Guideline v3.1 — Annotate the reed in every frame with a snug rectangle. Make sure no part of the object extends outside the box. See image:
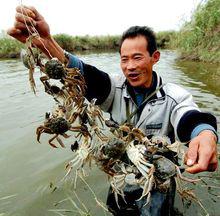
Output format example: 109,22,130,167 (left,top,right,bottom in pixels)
0,37,24,58
175,0,220,63
54,34,120,52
